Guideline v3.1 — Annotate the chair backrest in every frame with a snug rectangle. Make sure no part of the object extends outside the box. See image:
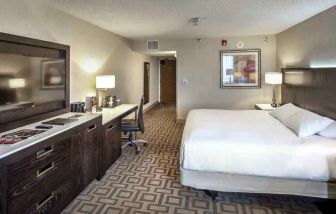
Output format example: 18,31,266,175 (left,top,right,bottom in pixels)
137,97,145,133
